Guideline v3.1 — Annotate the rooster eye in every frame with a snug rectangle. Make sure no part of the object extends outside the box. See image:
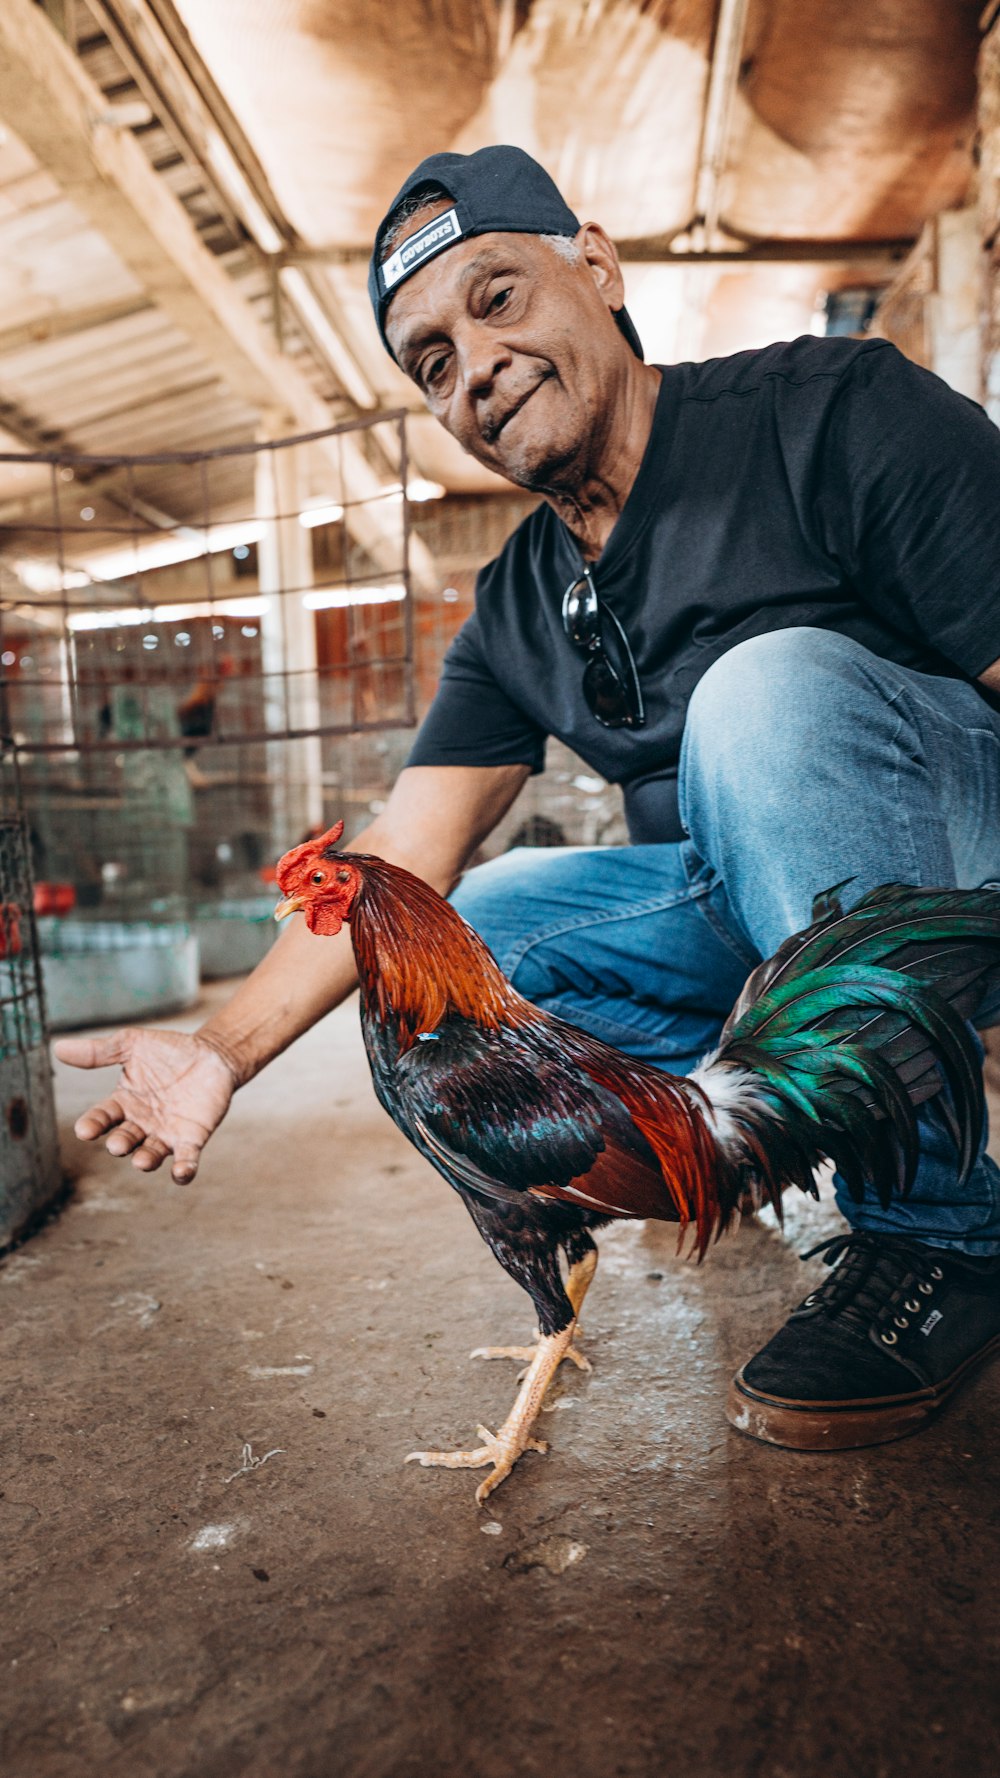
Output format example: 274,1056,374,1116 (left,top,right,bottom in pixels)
336,868,350,883
311,871,325,885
